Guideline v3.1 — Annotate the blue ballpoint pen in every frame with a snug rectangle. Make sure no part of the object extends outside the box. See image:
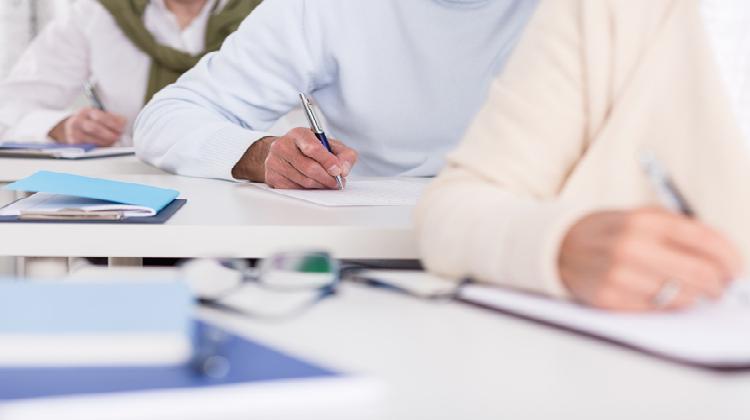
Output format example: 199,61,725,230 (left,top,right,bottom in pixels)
299,93,345,190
